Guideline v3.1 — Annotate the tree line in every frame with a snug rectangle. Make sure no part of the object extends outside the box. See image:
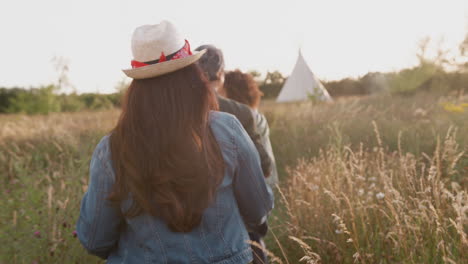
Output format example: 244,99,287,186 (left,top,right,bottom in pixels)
0,86,120,114
1,34,467,114
1,65,466,115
